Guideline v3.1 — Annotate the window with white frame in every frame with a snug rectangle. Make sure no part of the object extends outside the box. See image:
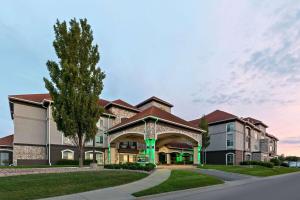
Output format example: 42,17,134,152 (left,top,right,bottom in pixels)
246,128,251,149
95,135,103,144
226,122,235,132
226,153,235,165
62,149,74,160
85,151,103,164
226,123,235,148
